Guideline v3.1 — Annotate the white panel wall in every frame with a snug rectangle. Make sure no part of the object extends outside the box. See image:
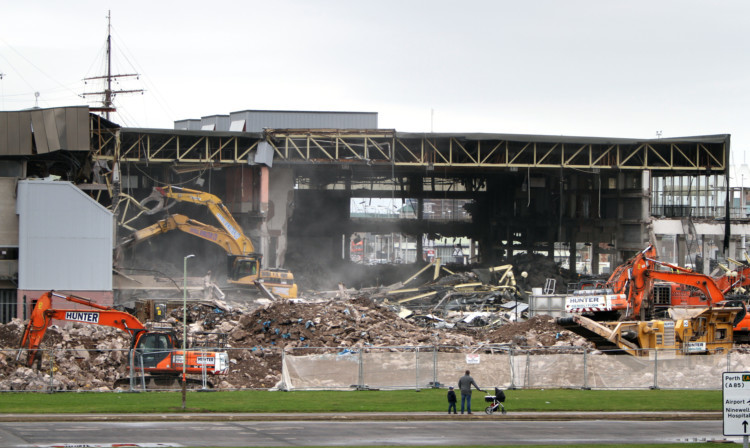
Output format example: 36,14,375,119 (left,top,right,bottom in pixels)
17,180,112,291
